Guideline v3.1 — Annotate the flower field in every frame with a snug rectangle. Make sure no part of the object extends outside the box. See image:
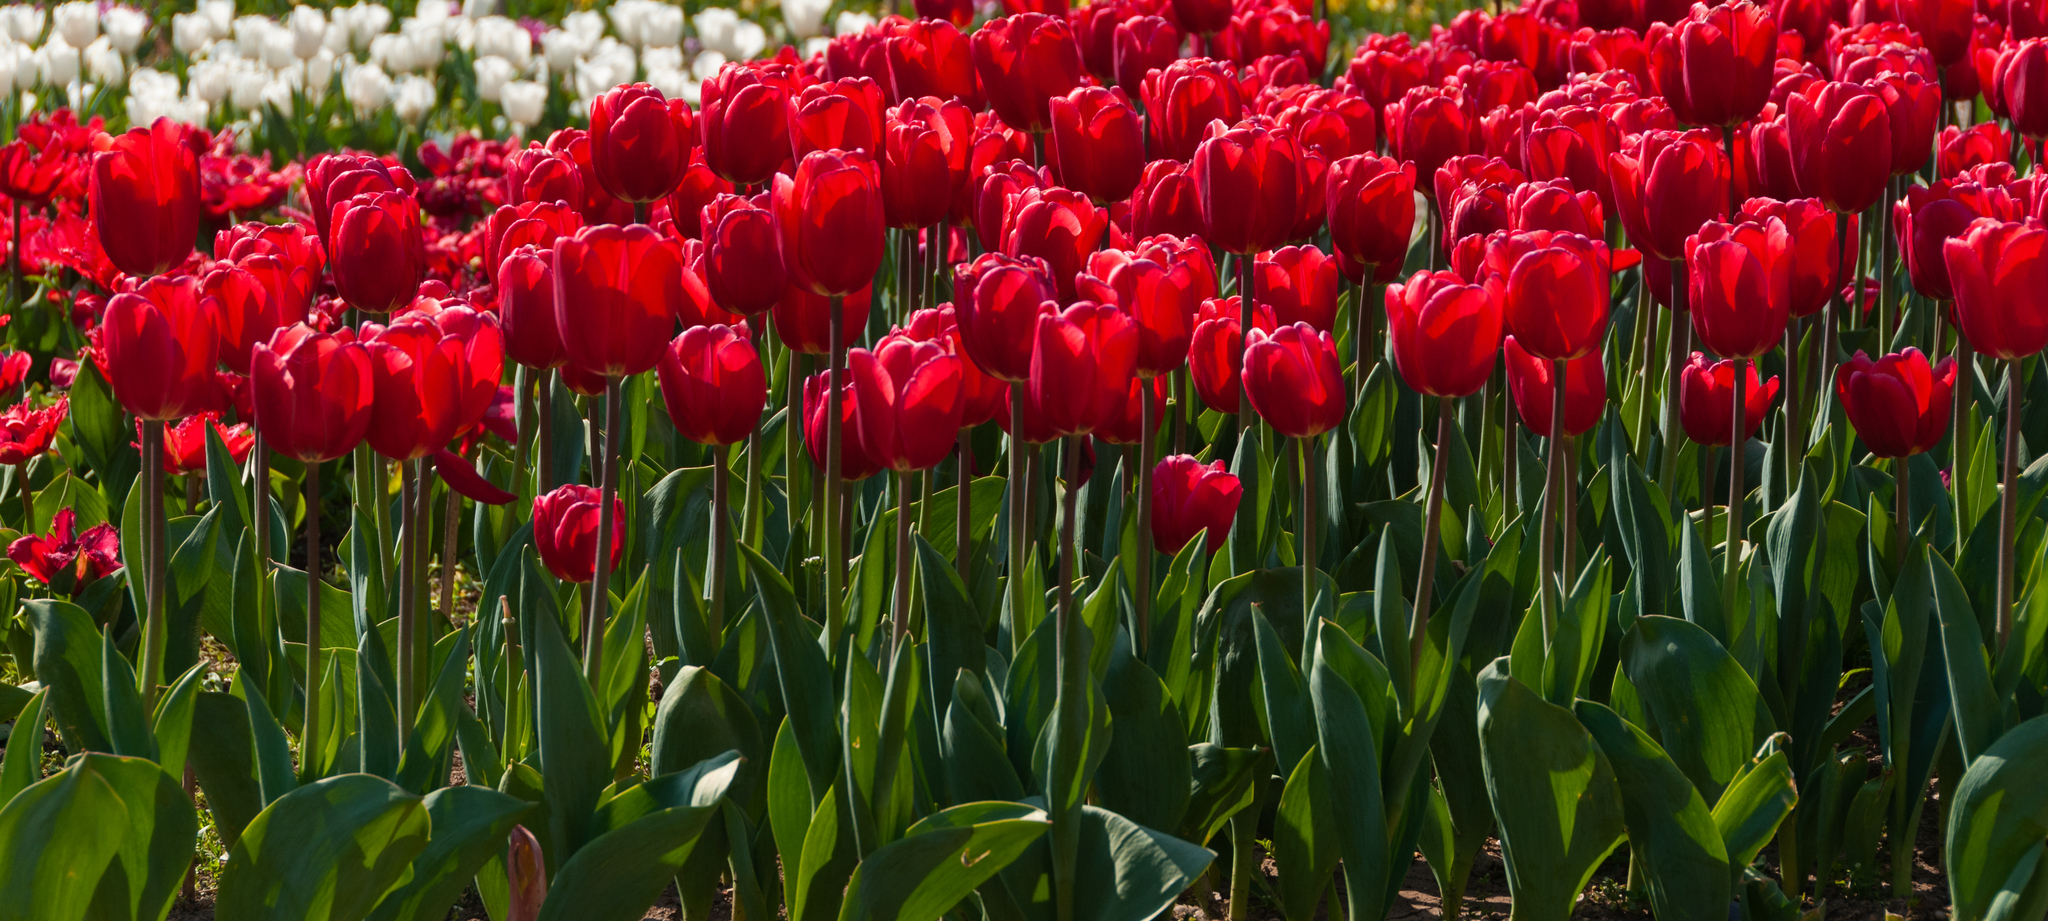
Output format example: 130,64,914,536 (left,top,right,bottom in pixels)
0,0,2044,920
